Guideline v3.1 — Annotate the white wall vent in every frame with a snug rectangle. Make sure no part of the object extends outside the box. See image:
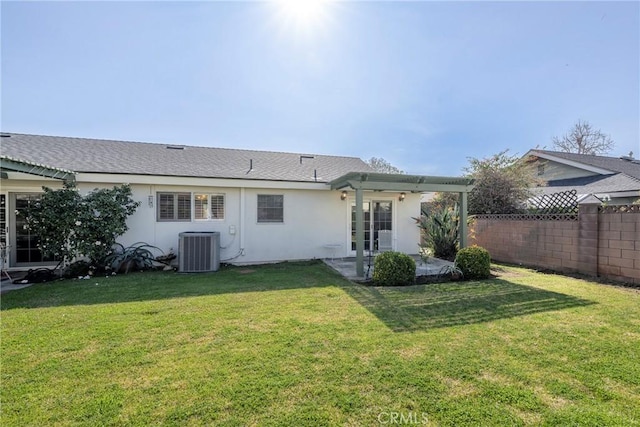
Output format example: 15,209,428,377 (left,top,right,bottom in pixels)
179,232,220,272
